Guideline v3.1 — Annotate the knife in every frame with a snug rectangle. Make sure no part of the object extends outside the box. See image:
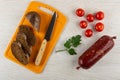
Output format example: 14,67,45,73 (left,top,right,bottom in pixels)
35,12,56,66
